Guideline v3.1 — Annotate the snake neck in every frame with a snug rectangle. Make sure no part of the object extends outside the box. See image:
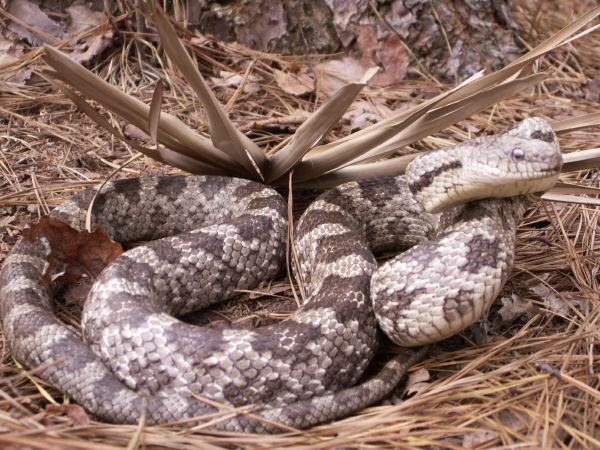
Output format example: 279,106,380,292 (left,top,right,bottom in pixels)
452,195,534,236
